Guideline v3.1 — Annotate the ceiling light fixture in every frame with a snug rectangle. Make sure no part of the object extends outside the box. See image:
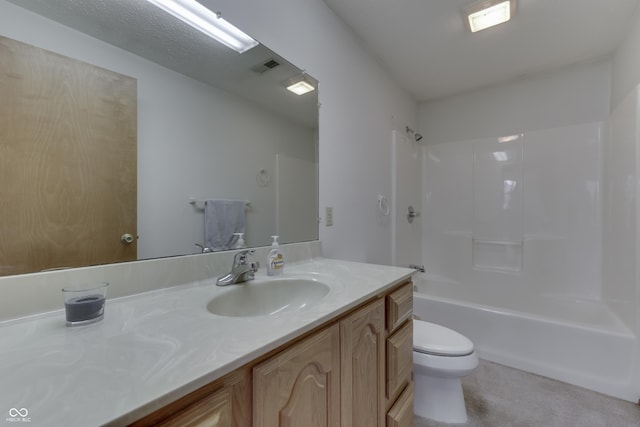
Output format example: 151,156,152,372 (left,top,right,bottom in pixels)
285,75,317,96
463,0,516,33
145,0,258,53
